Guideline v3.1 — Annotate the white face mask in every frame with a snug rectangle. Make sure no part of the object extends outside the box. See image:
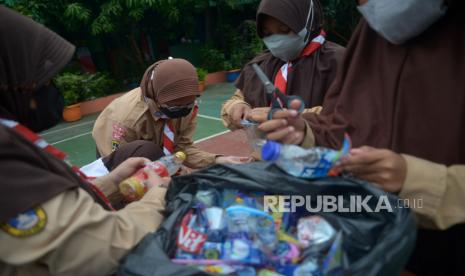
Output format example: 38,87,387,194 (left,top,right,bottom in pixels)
263,0,314,62
357,0,447,45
